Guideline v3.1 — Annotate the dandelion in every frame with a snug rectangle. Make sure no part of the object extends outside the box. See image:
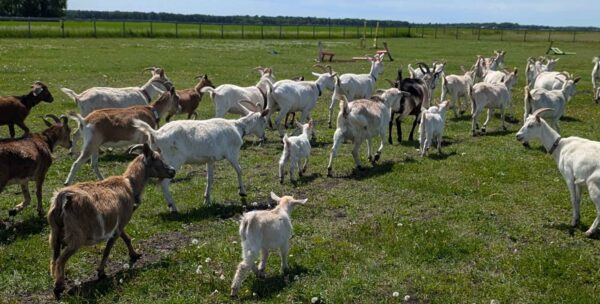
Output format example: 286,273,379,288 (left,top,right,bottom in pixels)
205,257,212,263
191,238,199,245
74,279,81,287
123,263,130,270
392,291,399,297
397,222,403,227
404,295,411,301
219,273,226,280
119,278,123,284
232,240,237,244
490,300,499,304
196,265,202,274
294,275,299,281
311,297,319,303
